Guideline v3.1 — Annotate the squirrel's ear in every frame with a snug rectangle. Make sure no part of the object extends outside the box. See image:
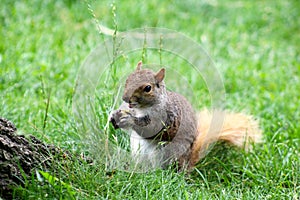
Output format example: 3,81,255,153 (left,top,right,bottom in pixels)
155,68,165,83
136,61,142,71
